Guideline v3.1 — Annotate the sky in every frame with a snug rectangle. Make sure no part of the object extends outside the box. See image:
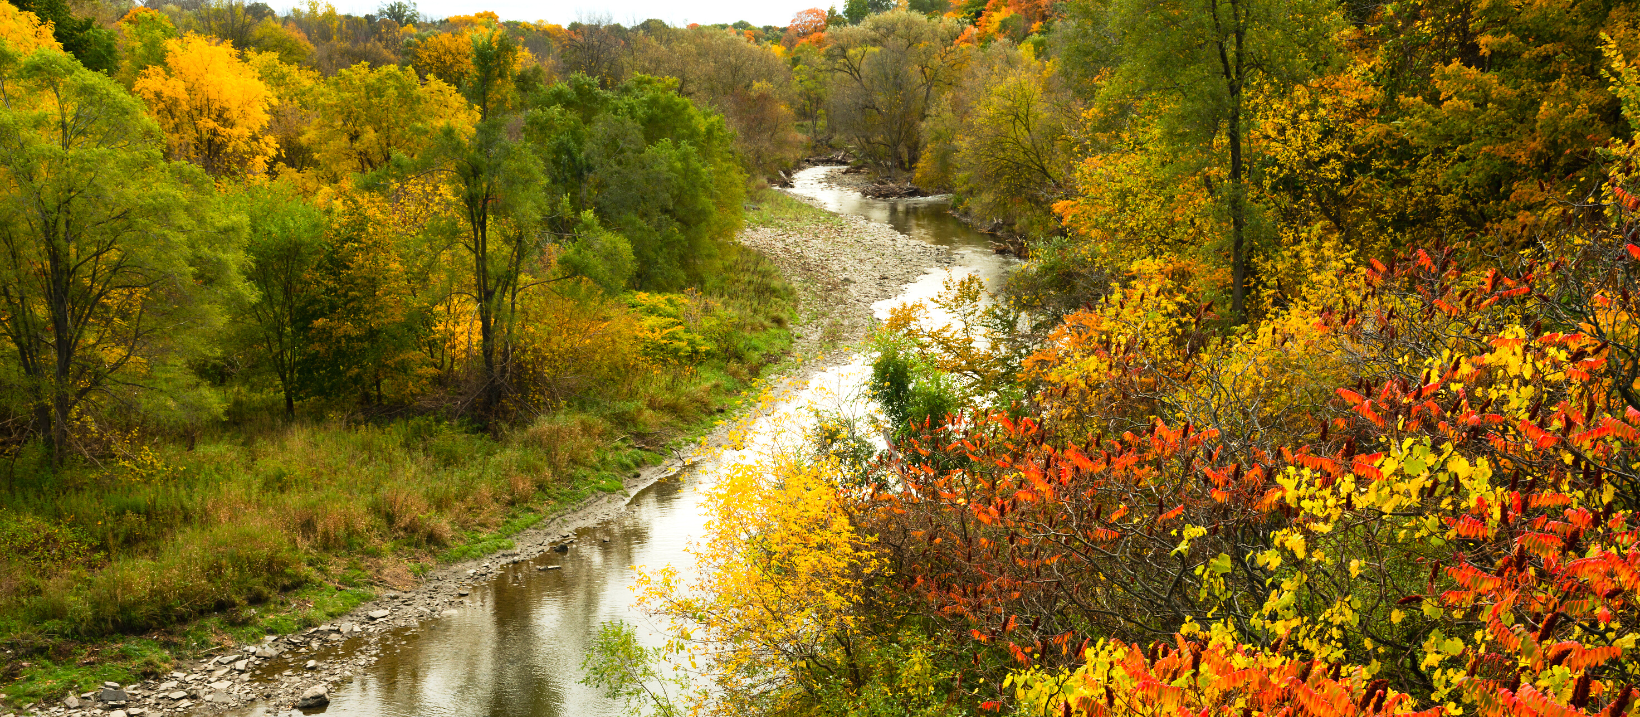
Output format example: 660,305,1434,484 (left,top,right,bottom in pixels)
296,0,823,29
